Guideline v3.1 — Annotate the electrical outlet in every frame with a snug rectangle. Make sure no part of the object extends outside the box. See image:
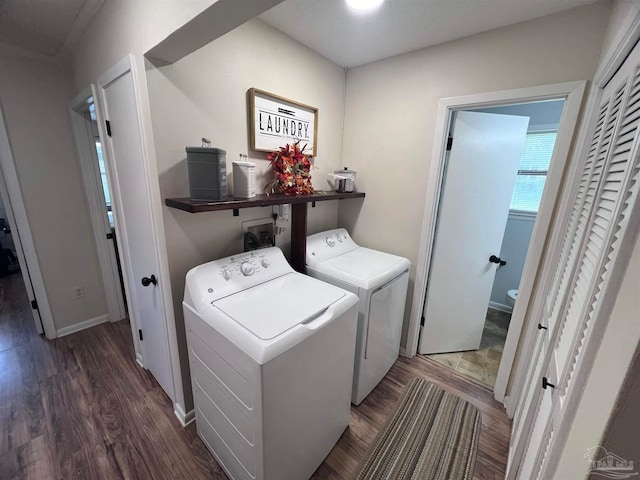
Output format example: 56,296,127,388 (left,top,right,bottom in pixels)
72,286,85,300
